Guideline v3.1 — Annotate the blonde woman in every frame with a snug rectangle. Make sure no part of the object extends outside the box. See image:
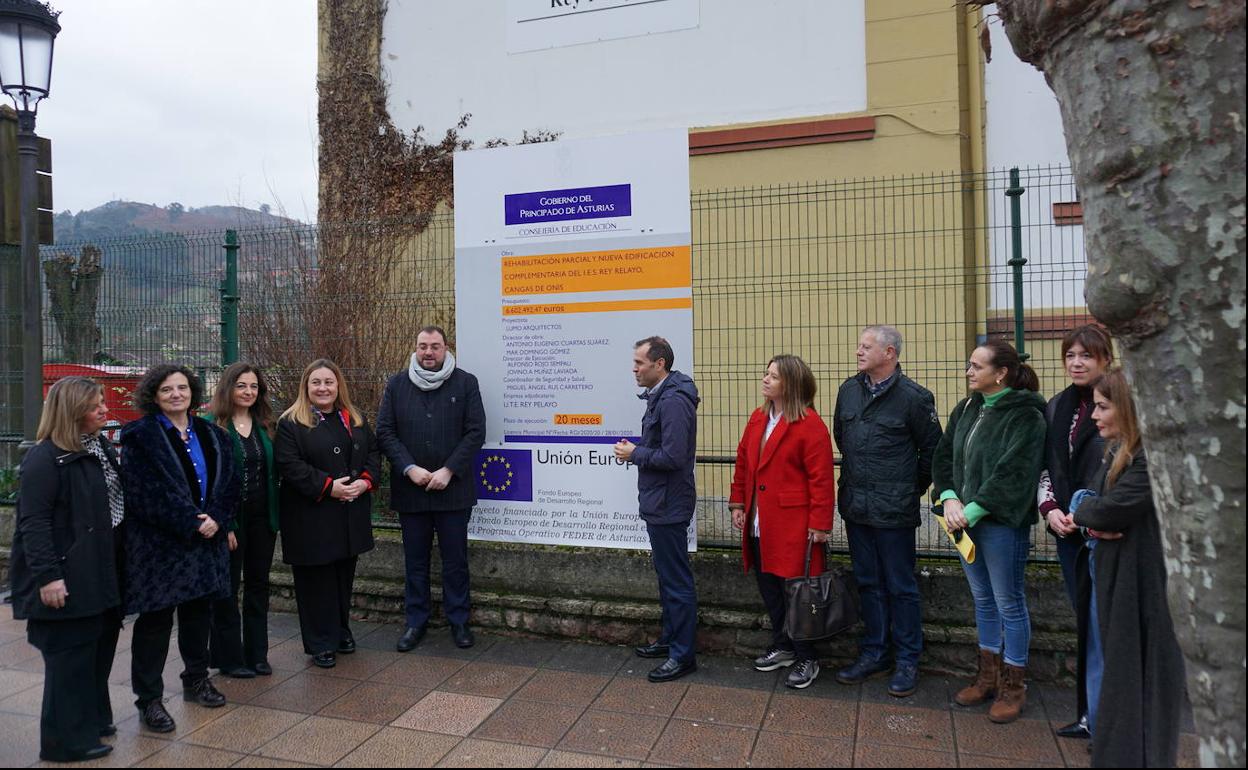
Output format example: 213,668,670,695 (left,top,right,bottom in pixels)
729,354,836,689
275,359,379,668
10,377,123,762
